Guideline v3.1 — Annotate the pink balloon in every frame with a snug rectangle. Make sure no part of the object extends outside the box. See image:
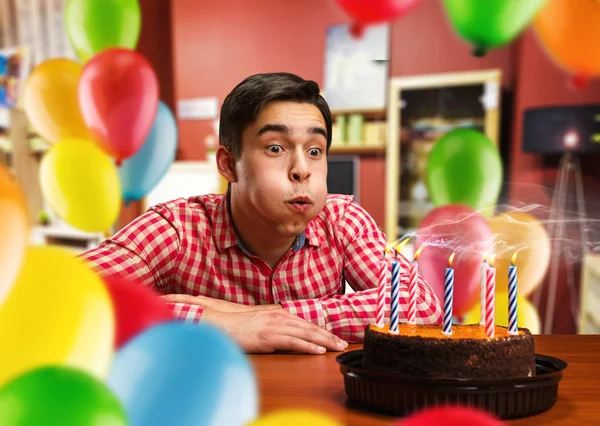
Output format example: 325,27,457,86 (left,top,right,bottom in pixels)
415,205,493,317
398,406,504,426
